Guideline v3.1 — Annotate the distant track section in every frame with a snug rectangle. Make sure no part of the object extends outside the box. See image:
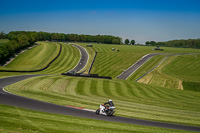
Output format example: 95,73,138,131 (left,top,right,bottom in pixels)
135,53,200,82
0,43,62,73
67,44,89,73
117,53,159,80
